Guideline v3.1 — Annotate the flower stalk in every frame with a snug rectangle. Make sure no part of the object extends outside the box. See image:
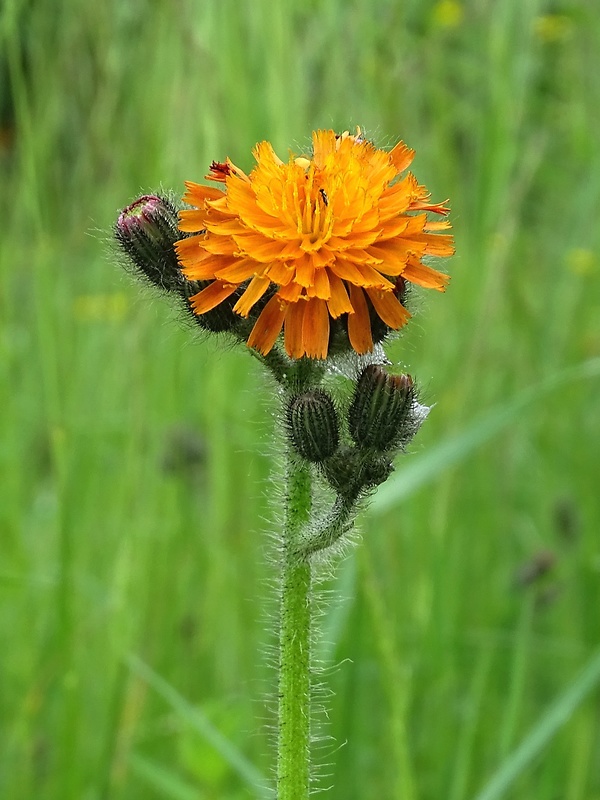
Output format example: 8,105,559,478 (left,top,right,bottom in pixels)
277,455,312,800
